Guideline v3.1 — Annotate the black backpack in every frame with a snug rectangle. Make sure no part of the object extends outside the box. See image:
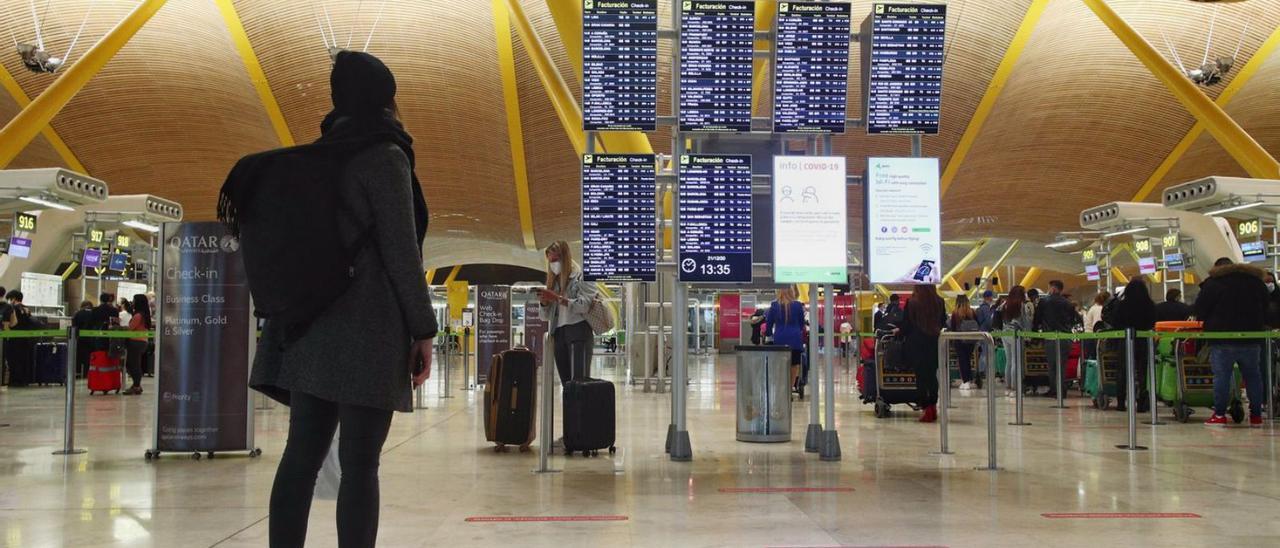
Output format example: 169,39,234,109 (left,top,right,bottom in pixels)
220,148,370,344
